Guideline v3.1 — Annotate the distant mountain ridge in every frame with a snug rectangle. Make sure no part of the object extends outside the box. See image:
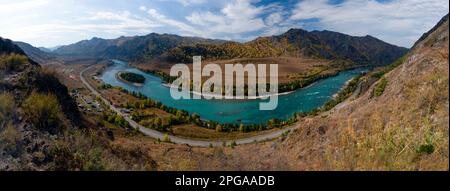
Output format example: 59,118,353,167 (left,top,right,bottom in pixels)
38,47,52,53
167,28,408,66
1,37,77,117
51,28,408,67
310,30,408,65
271,13,449,171
14,41,55,64
1,36,83,170
53,33,226,61
0,37,26,55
